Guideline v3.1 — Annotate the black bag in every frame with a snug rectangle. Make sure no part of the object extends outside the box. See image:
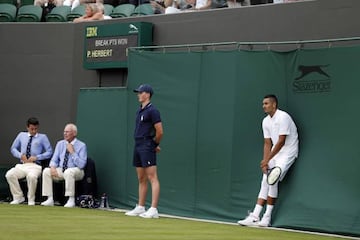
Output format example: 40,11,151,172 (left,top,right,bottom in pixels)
76,195,99,208
77,158,98,196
